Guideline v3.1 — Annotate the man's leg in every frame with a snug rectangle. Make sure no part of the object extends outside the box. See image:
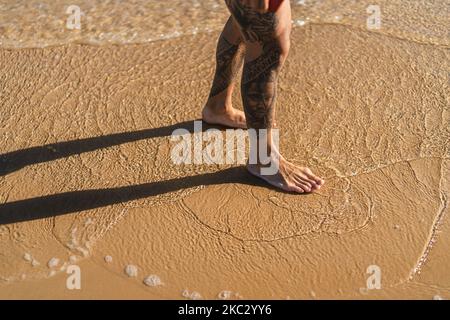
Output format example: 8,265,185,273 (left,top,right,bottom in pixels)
227,0,324,193
202,16,247,128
